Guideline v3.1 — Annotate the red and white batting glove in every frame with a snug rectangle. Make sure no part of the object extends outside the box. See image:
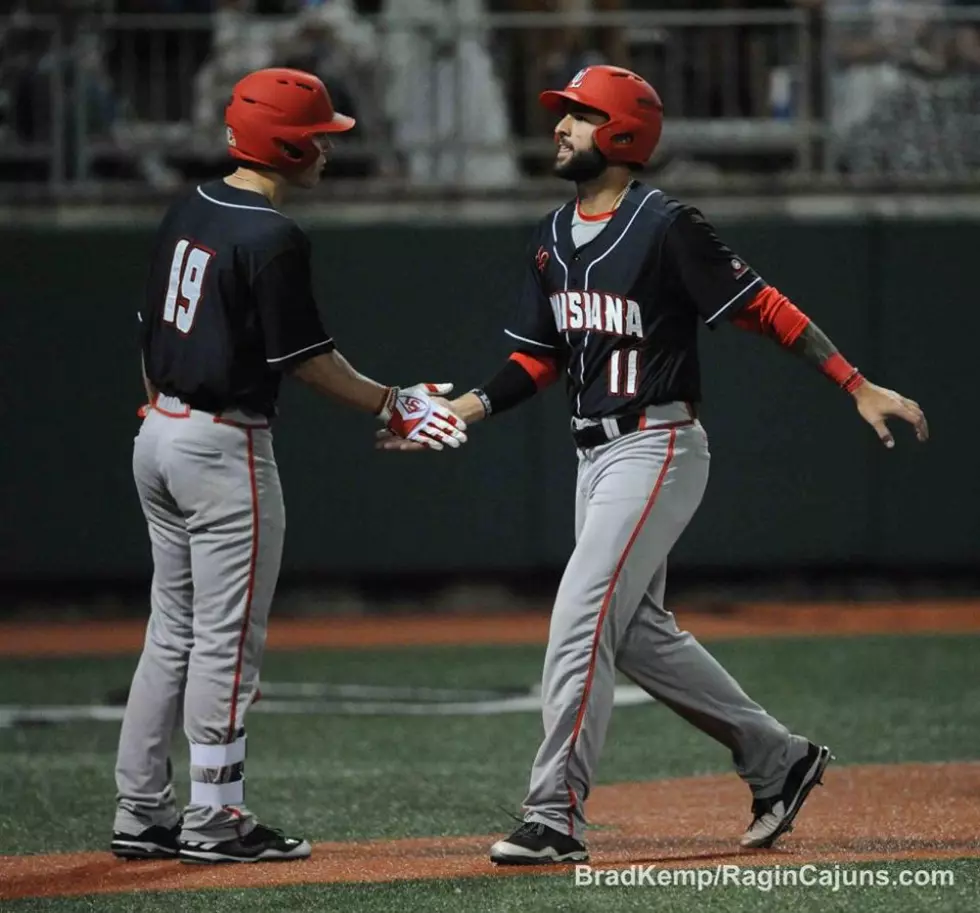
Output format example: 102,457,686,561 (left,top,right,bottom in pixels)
376,382,467,451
